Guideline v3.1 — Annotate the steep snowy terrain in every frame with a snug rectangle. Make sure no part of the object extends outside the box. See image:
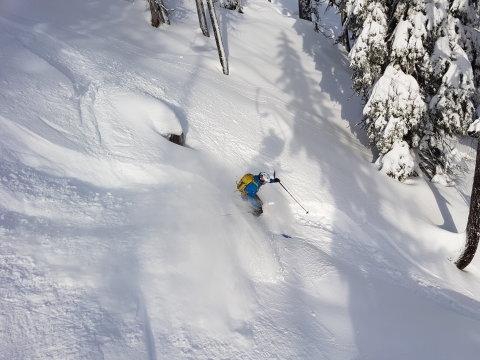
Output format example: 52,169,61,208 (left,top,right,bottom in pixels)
1,0,479,359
